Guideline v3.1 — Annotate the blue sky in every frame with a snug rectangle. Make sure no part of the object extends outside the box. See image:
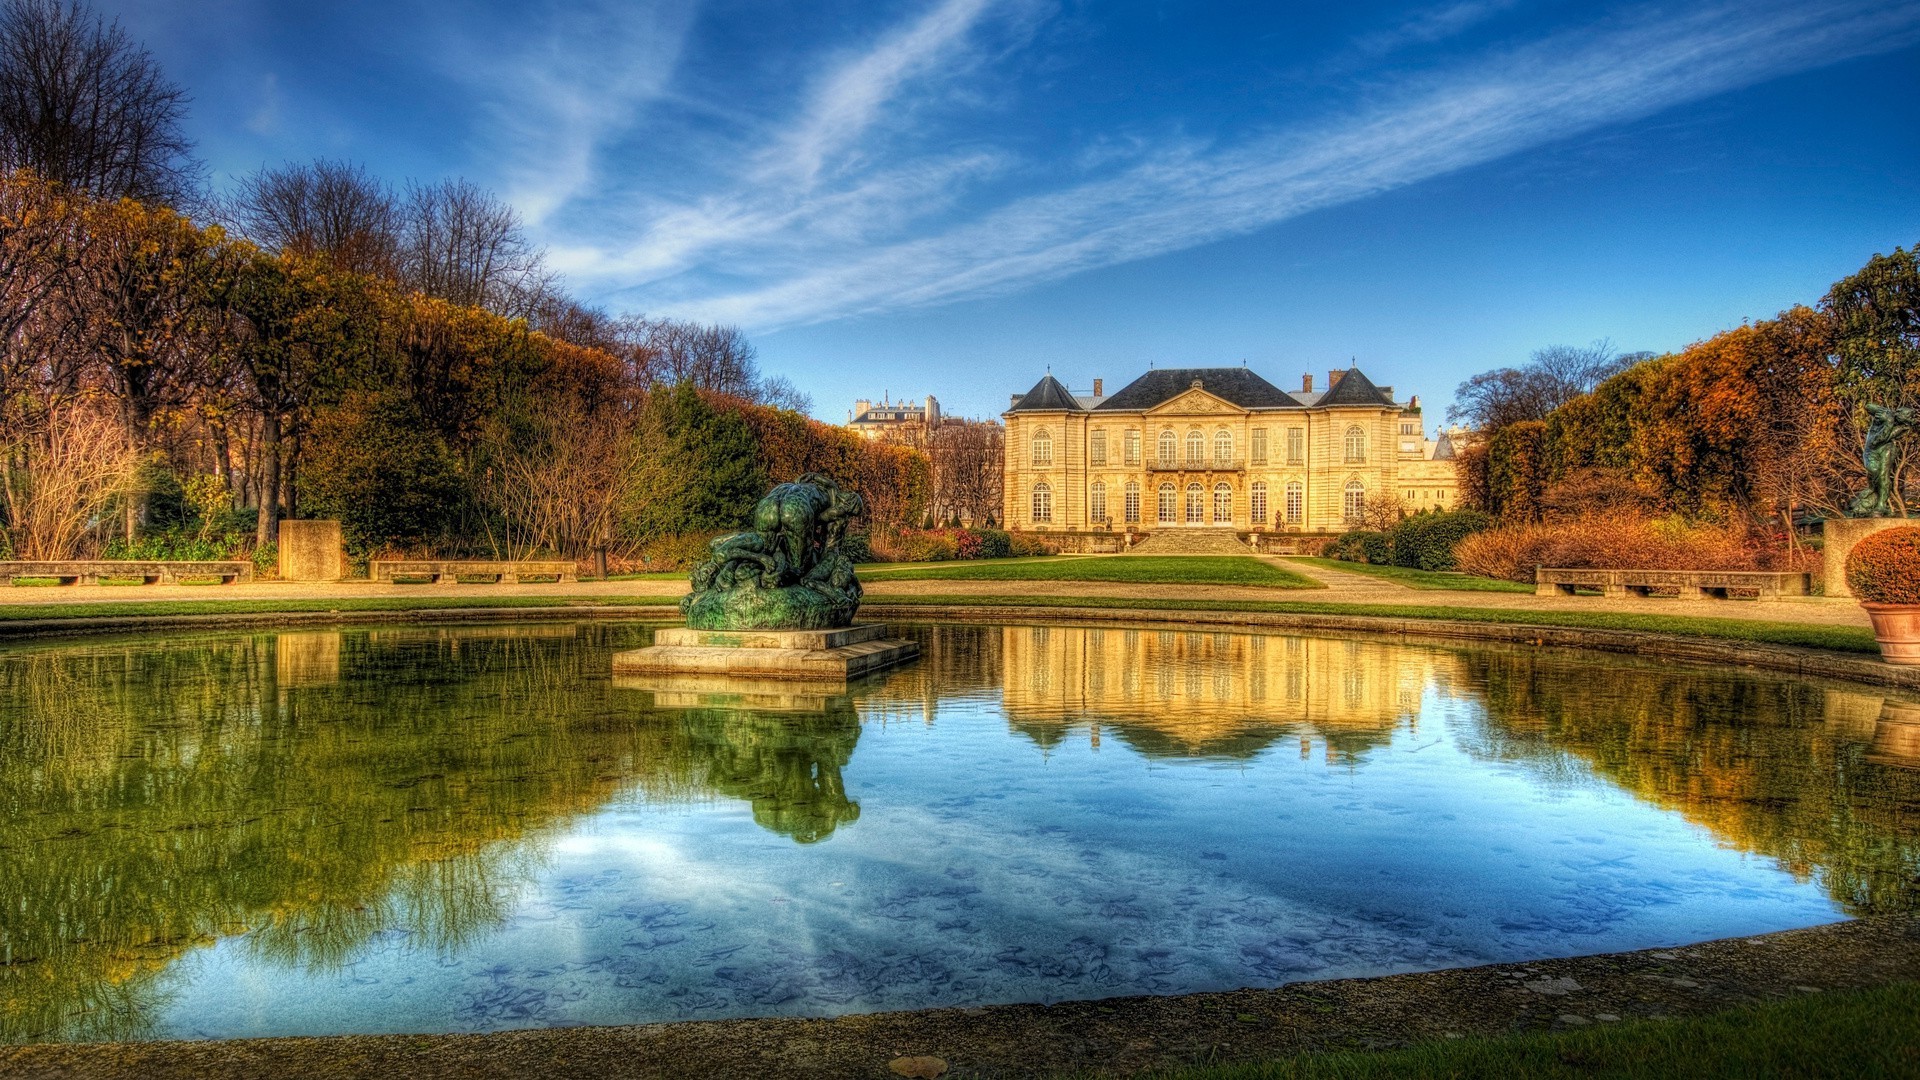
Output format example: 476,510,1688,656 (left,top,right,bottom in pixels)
104,0,1920,422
